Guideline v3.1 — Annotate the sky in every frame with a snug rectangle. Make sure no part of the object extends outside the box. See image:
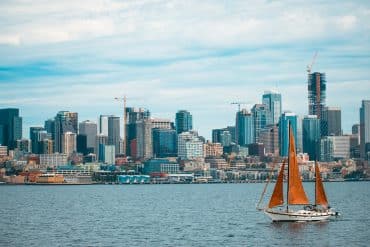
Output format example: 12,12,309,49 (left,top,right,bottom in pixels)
0,0,369,140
